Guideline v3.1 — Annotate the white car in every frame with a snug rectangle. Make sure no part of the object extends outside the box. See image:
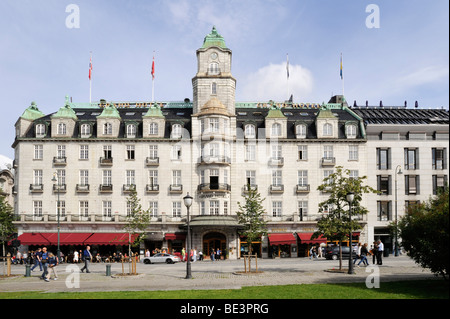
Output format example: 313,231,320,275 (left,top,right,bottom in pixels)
143,253,180,264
